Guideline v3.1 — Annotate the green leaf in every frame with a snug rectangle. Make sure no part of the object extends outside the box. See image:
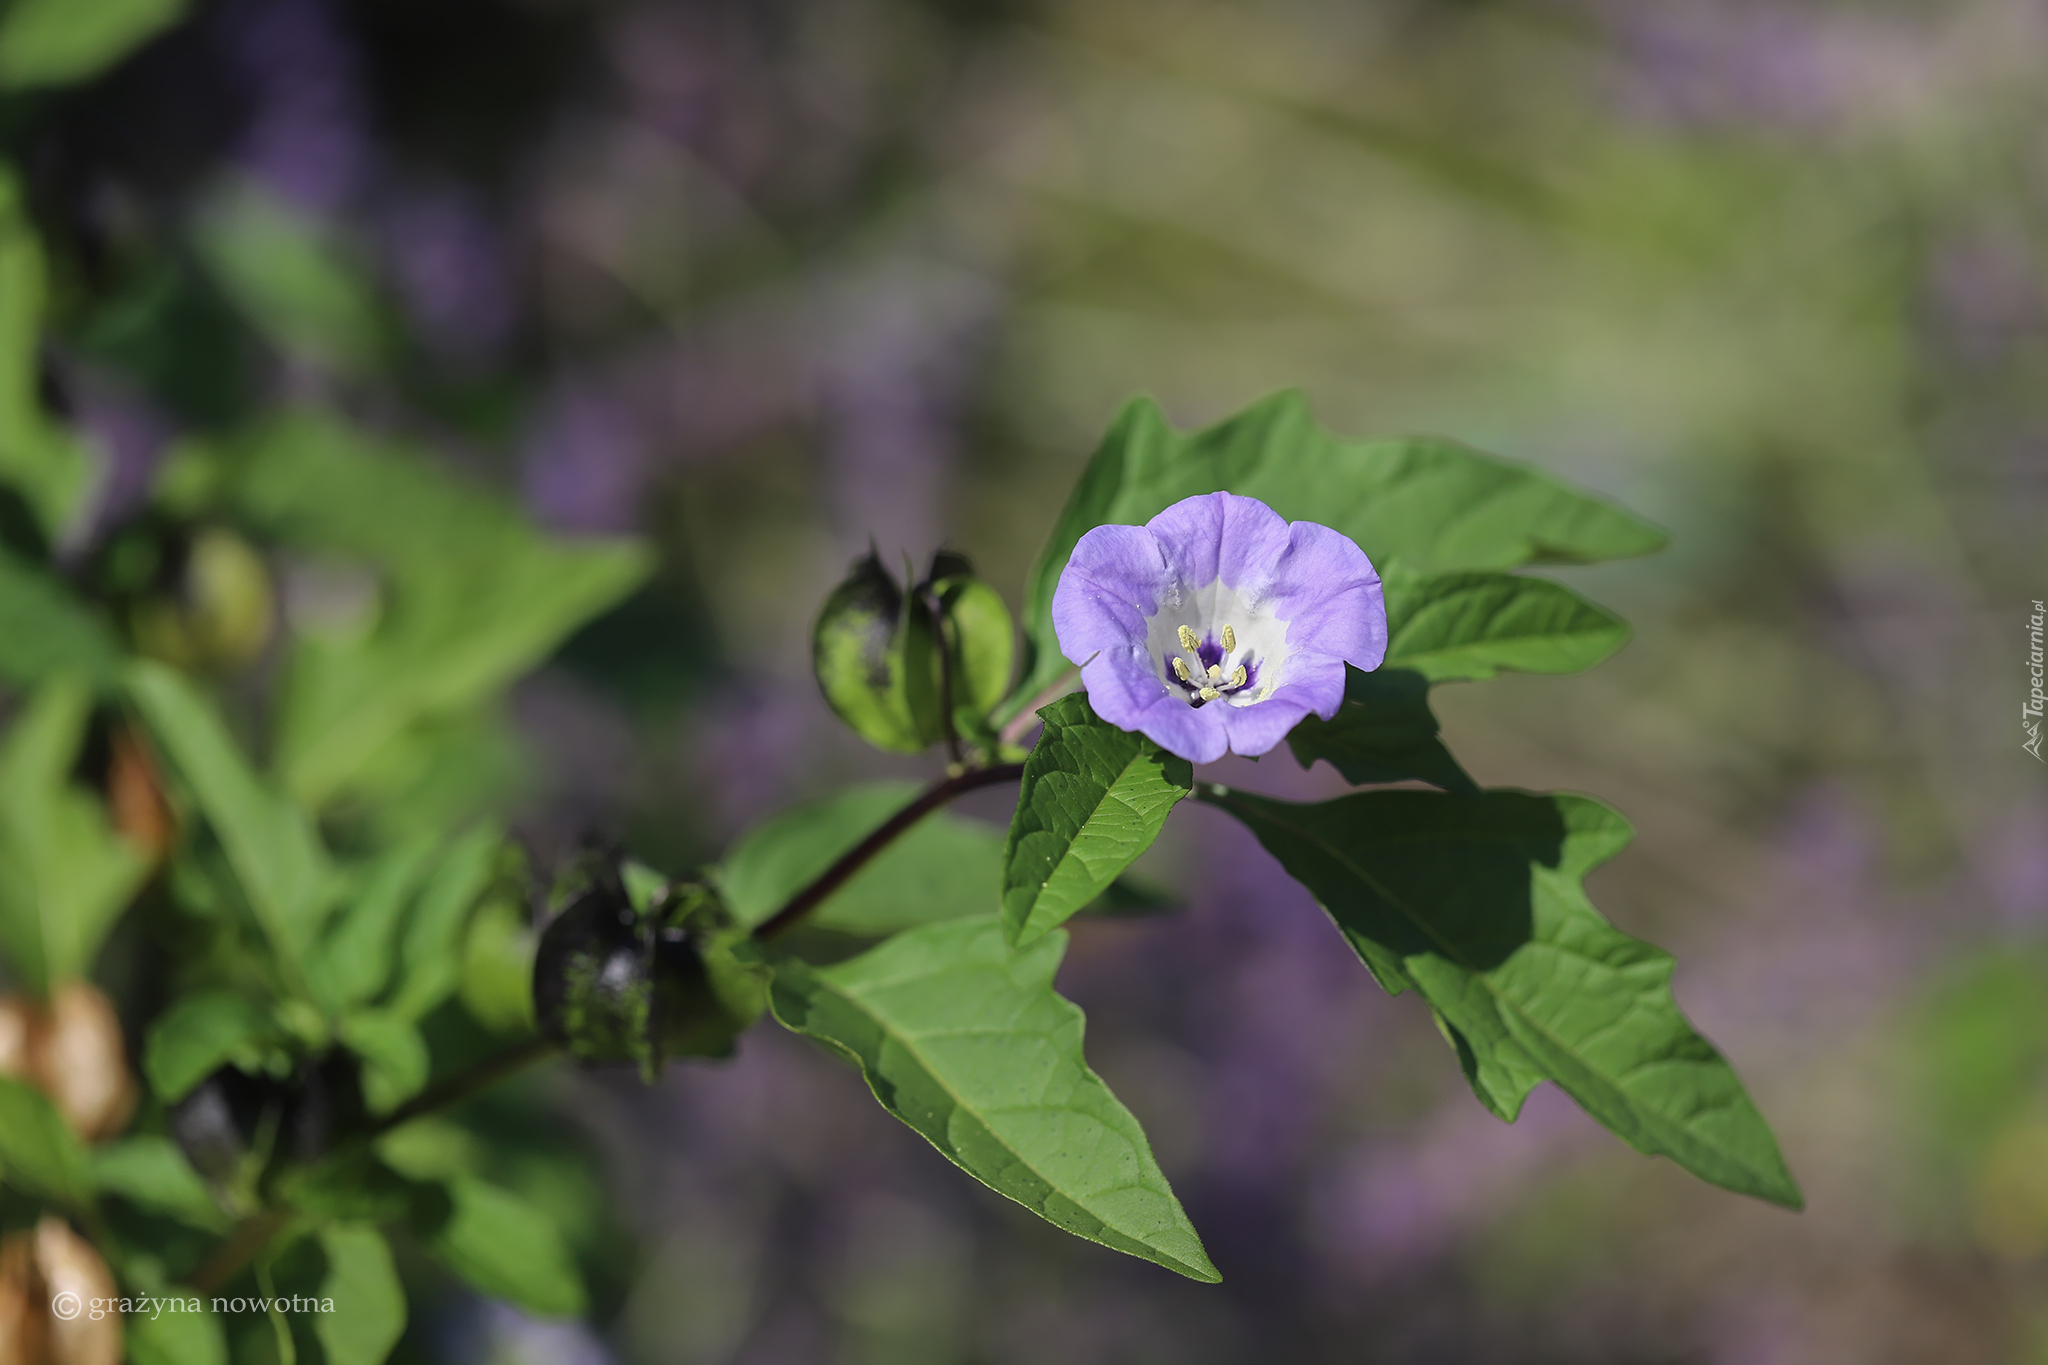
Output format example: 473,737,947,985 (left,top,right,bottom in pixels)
0,682,150,992
127,1301,227,1365
91,1136,226,1230
127,662,335,961
292,1151,429,1225
1210,786,1802,1208
1286,667,1477,793
811,550,944,754
305,832,443,1013
340,1011,430,1115
1002,694,1192,947
388,824,503,1020
0,0,186,89
1009,391,1663,712
143,990,277,1102
0,549,123,686
769,917,1219,1281
191,182,383,372
416,1177,588,1318
459,893,538,1034
165,414,651,806
717,782,1004,935
0,1073,90,1205
1383,571,1630,682
0,169,94,543
315,1225,407,1365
